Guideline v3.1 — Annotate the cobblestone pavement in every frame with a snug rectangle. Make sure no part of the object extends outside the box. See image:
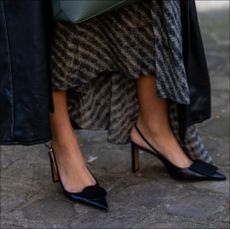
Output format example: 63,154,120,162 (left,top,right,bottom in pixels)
1,5,229,229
